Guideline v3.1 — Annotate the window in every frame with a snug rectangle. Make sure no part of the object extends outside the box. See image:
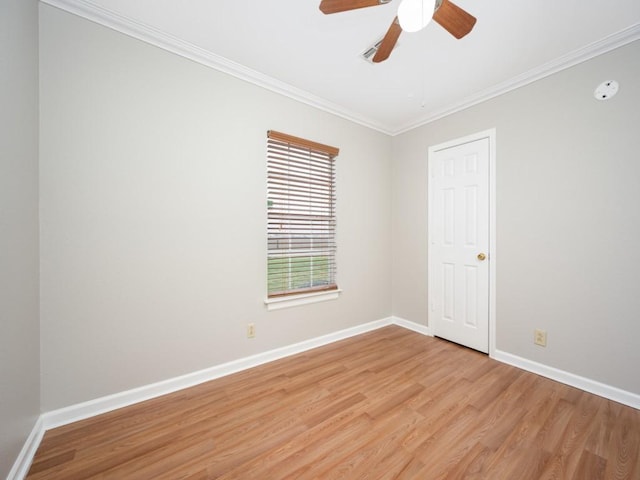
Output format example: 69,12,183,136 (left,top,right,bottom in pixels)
267,130,339,299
